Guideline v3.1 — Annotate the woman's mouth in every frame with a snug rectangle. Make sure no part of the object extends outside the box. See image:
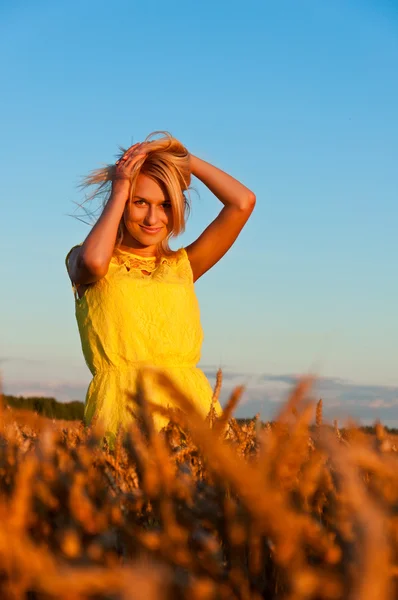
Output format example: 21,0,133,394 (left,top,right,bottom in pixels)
139,225,163,235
